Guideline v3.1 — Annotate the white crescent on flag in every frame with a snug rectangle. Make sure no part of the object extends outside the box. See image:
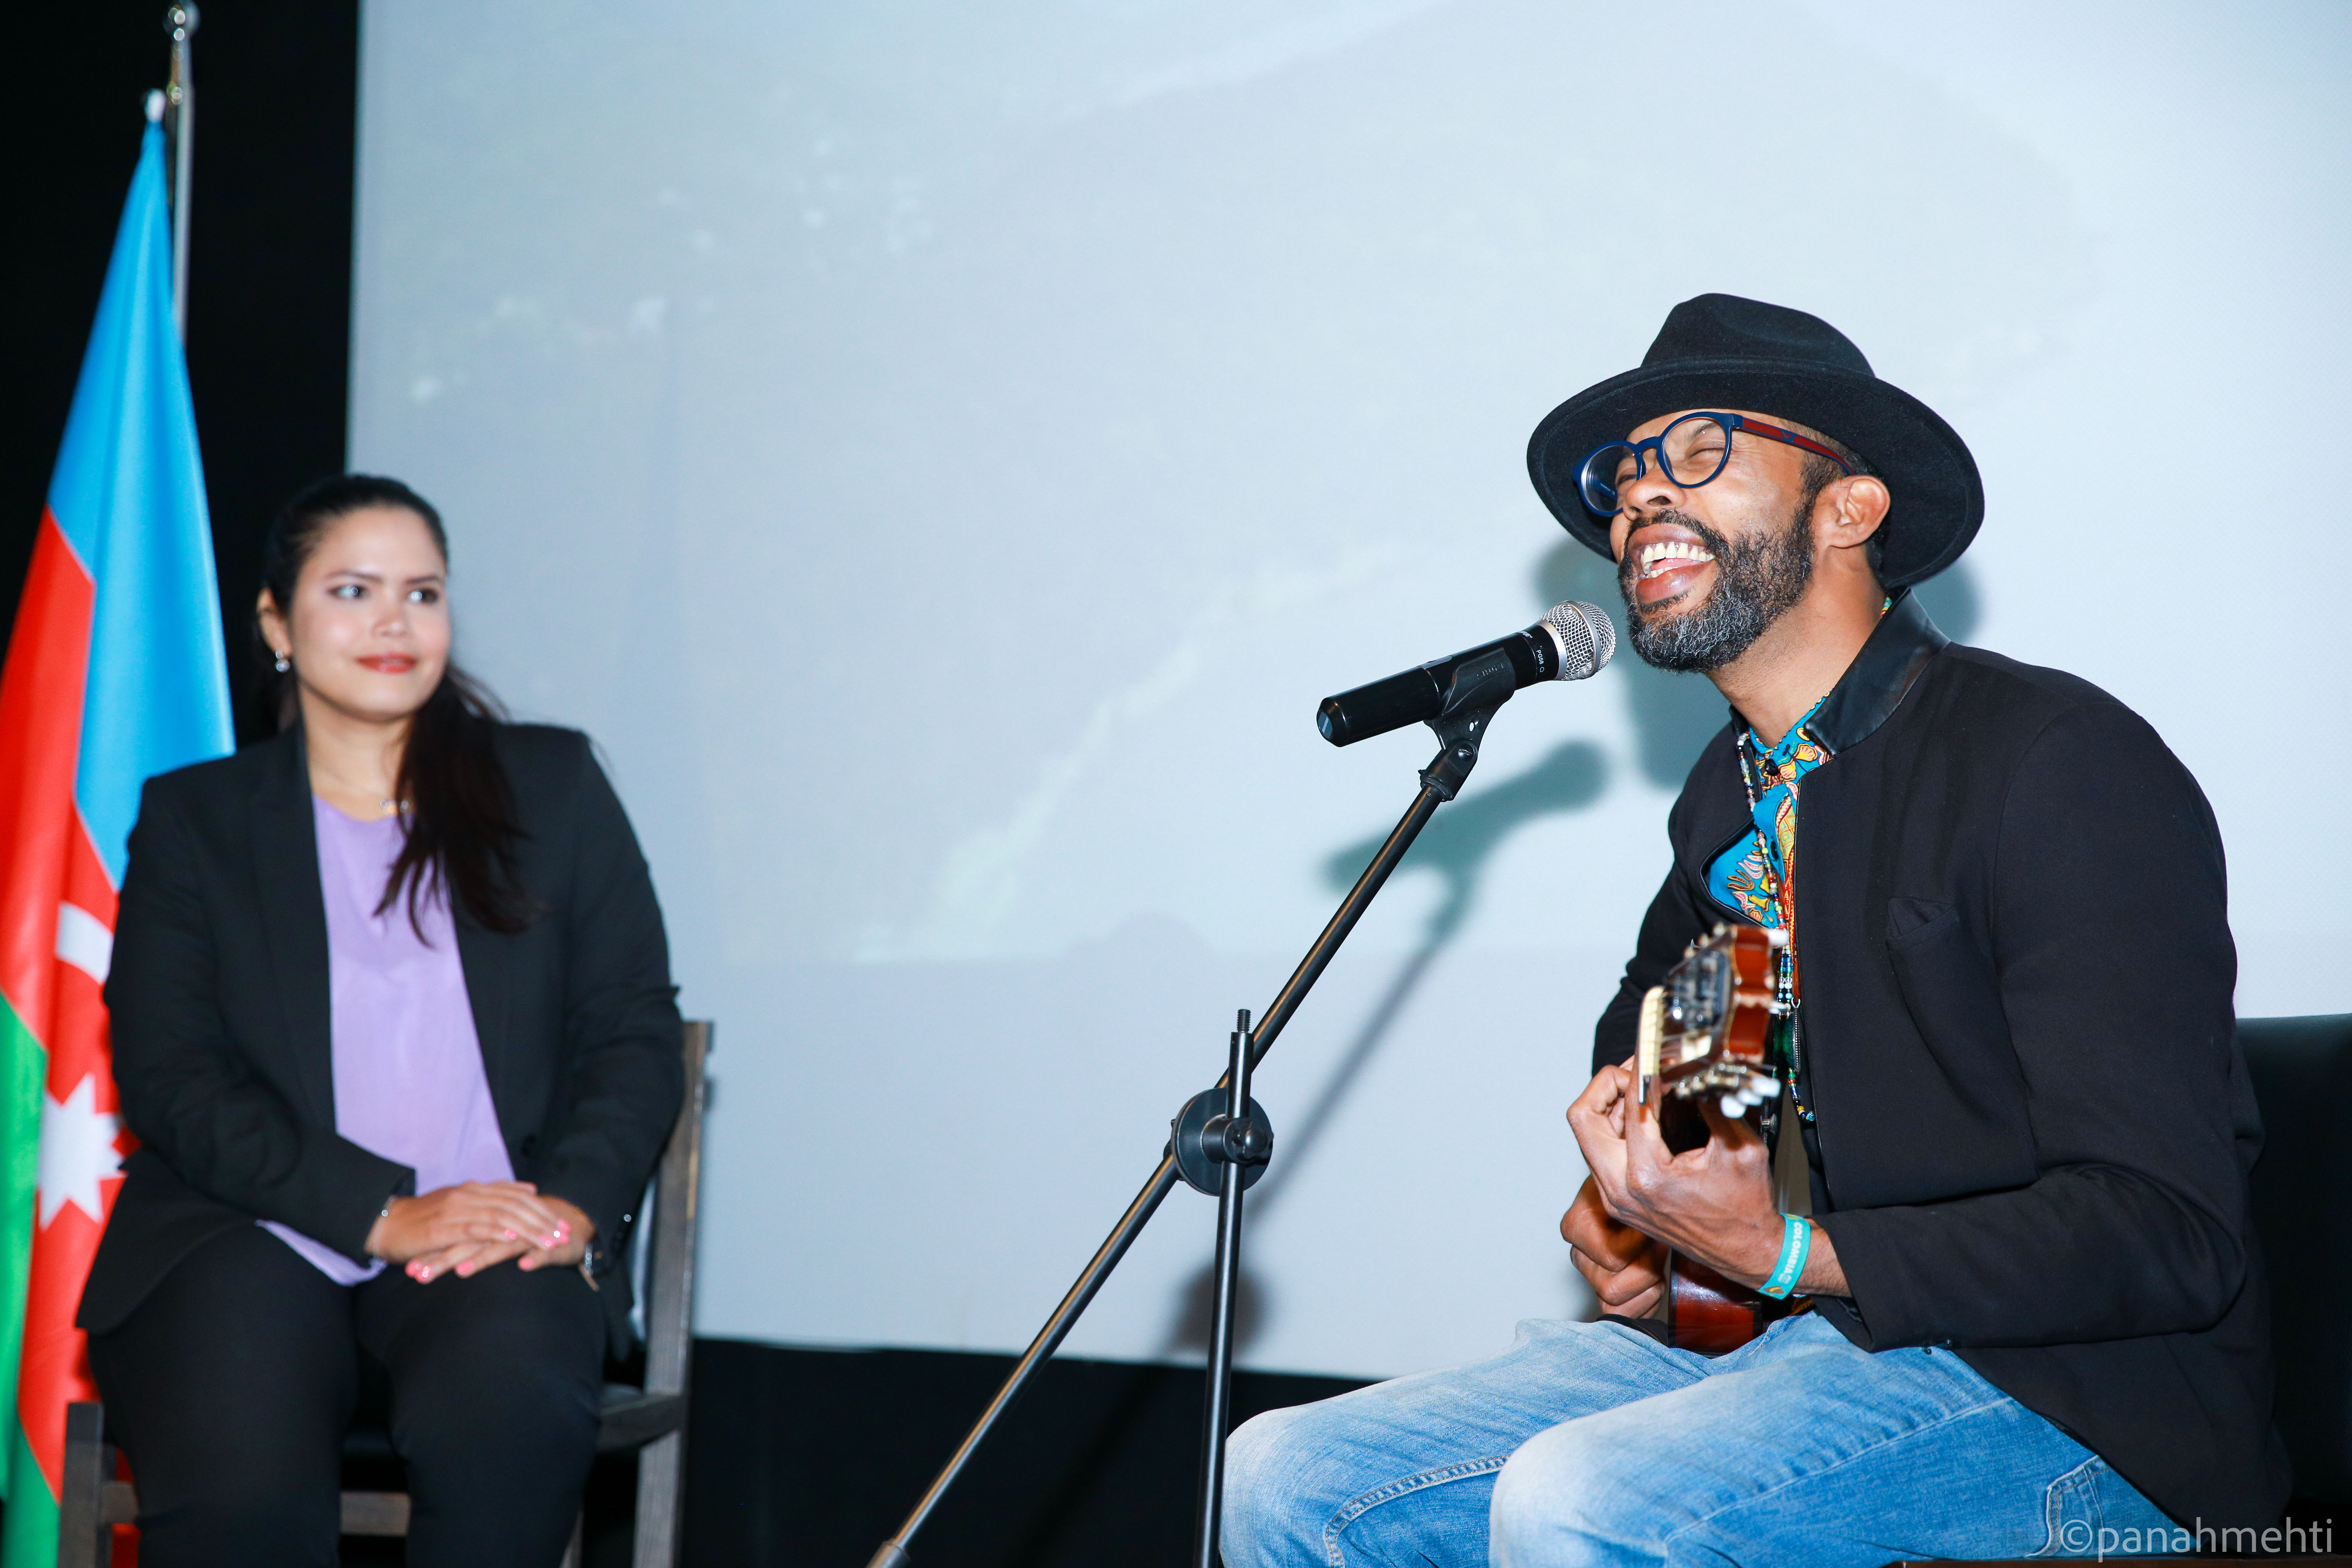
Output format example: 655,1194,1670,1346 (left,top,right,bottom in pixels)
55,899,112,985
